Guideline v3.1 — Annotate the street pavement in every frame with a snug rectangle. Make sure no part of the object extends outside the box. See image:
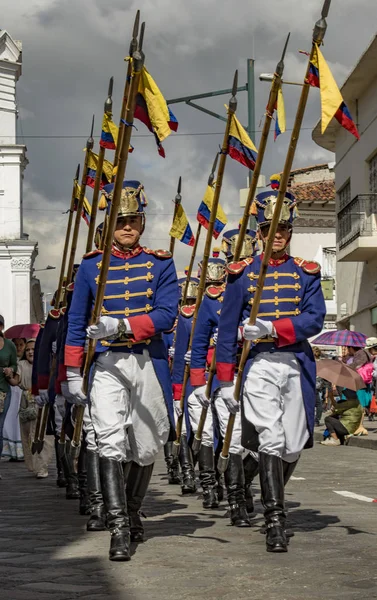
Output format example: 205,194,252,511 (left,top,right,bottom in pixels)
1,441,377,600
